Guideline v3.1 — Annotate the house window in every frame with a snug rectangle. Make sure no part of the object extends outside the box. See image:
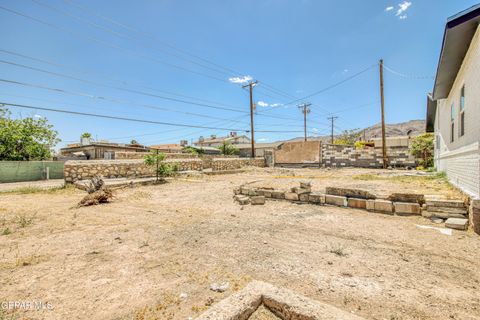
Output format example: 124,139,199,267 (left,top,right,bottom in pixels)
450,102,455,143
460,86,465,137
